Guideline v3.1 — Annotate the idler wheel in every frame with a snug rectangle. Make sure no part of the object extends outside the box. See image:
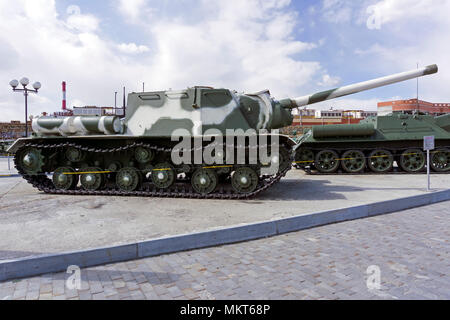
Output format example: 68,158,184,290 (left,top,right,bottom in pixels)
231,167,259,194
341,150,366,173
294,148,314,169
53,167,79,190
19,148,44,175
80,167,106,191
400,149,425,173
431,148,450,172
315,150,340,173
191,168,218,195
134,147,155,164
151,163,175,189
116,167,142,191
368,149,394,173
